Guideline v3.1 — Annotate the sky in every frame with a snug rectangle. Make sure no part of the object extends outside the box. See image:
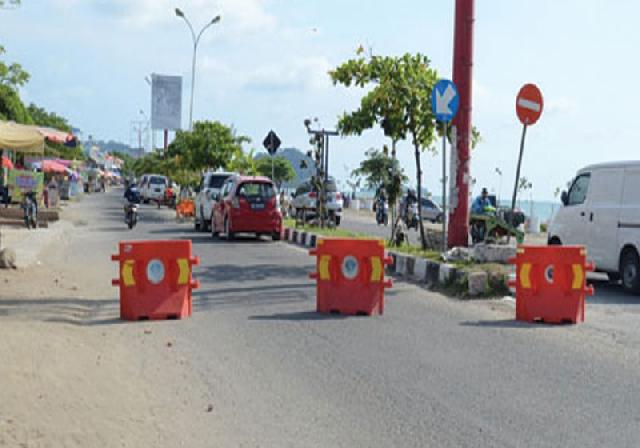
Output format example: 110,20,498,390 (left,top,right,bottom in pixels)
1,0,639,201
